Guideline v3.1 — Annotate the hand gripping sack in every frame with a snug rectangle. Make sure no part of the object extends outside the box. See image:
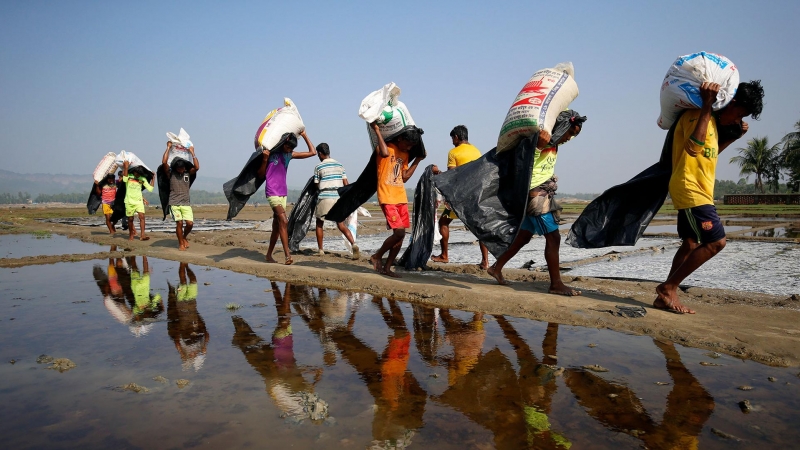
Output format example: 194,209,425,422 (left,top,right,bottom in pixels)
254,98,305,151
497,63,579,153
93,152,119,183
359,83,416,149
657,51,739,130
